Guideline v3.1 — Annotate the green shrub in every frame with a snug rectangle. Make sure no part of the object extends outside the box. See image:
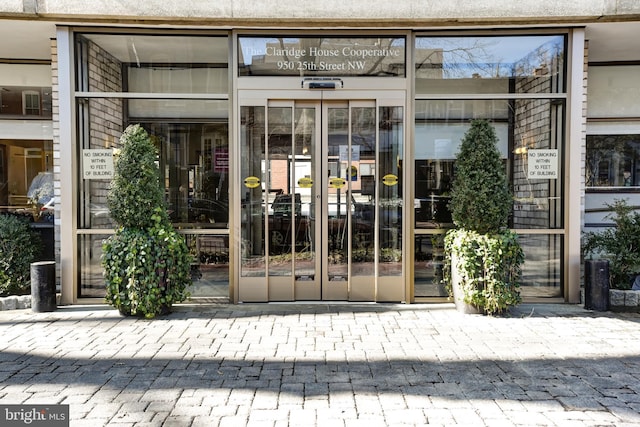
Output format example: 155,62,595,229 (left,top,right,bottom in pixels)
449,119,511,234
107,124,167,229
102,124,191,318
103,208,191,317
583,199,640,290
0,214,41,296
444,229,523,315
444,119,523,315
